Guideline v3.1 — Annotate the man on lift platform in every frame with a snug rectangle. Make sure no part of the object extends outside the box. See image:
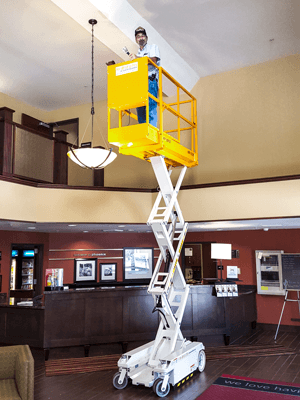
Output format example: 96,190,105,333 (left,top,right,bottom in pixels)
128,27,160,127
110,30,202,397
